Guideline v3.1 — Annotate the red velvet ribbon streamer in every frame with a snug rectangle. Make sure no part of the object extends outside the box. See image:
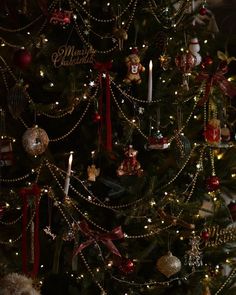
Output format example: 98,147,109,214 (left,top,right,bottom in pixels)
94,61,113,151
19,183,41,278
73,220,124,257
196,69,236,106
